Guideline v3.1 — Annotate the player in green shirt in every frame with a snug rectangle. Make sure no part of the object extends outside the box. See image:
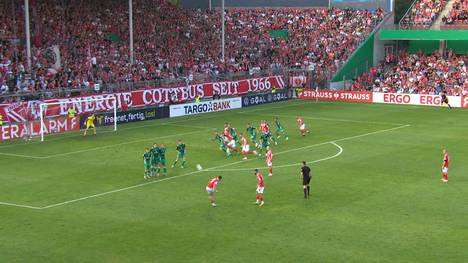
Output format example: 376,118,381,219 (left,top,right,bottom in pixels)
213,131,229,156
246,123,258,147
230,126,241,146
151,143,160,177
275,117,288,141
158,144,168,176
172,140,187,168
258,133,270,156
143,148,152,179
